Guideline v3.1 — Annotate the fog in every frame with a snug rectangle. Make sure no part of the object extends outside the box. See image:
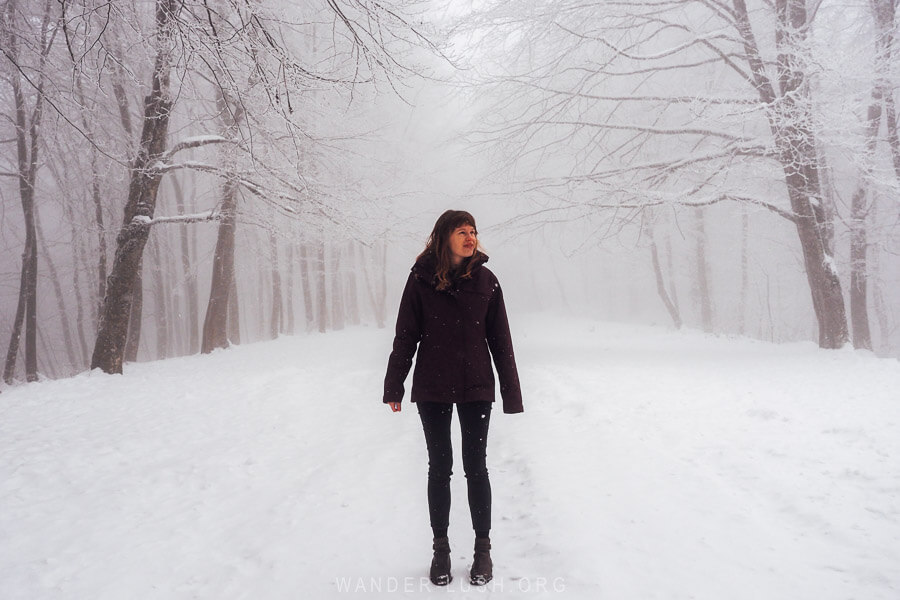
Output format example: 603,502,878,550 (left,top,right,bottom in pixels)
2,0,899,382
